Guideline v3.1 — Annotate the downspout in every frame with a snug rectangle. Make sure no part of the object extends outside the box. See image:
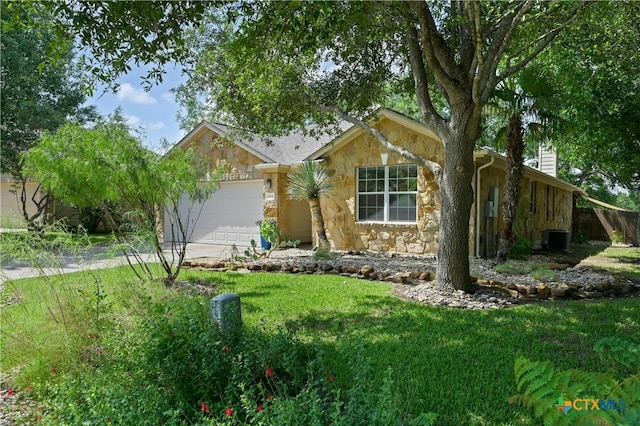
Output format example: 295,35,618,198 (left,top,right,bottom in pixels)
475,156,495,257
